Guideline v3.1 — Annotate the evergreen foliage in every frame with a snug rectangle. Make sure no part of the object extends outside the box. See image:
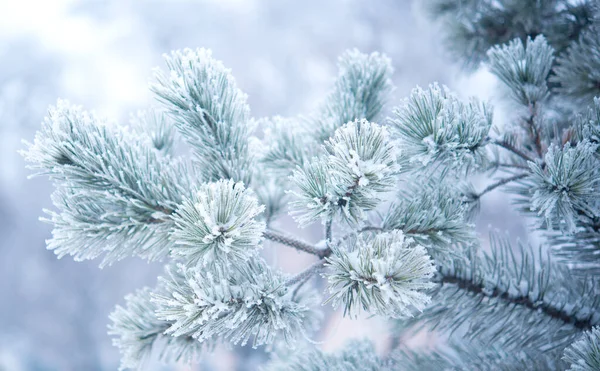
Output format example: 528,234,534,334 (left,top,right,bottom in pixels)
151,260,317,348
109,287,204,370
553,25,600,105
563,326,600,371
526,142,599,233
389,83,492,173
22,4,600,367
487,35,554,106
325,231,436,318
170,179,265,267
